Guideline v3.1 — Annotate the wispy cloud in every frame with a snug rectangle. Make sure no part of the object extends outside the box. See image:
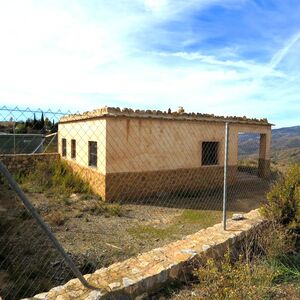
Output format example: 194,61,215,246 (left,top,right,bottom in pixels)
270,31,300,69
0,0,300,127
